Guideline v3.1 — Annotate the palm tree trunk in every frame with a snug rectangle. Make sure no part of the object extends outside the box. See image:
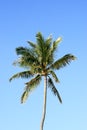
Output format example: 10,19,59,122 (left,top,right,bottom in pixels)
40,76,47,130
